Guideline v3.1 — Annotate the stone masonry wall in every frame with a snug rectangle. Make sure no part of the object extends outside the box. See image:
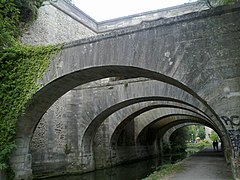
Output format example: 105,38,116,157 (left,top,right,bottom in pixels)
30,91,70,175
20,2,96,45
17,1,240,179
